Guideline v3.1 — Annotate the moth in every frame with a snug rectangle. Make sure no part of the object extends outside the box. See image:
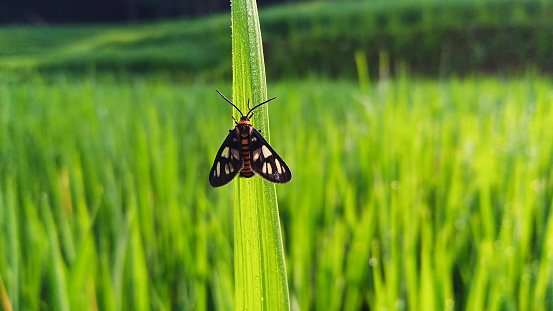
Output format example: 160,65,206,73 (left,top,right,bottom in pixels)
209,90,292,187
